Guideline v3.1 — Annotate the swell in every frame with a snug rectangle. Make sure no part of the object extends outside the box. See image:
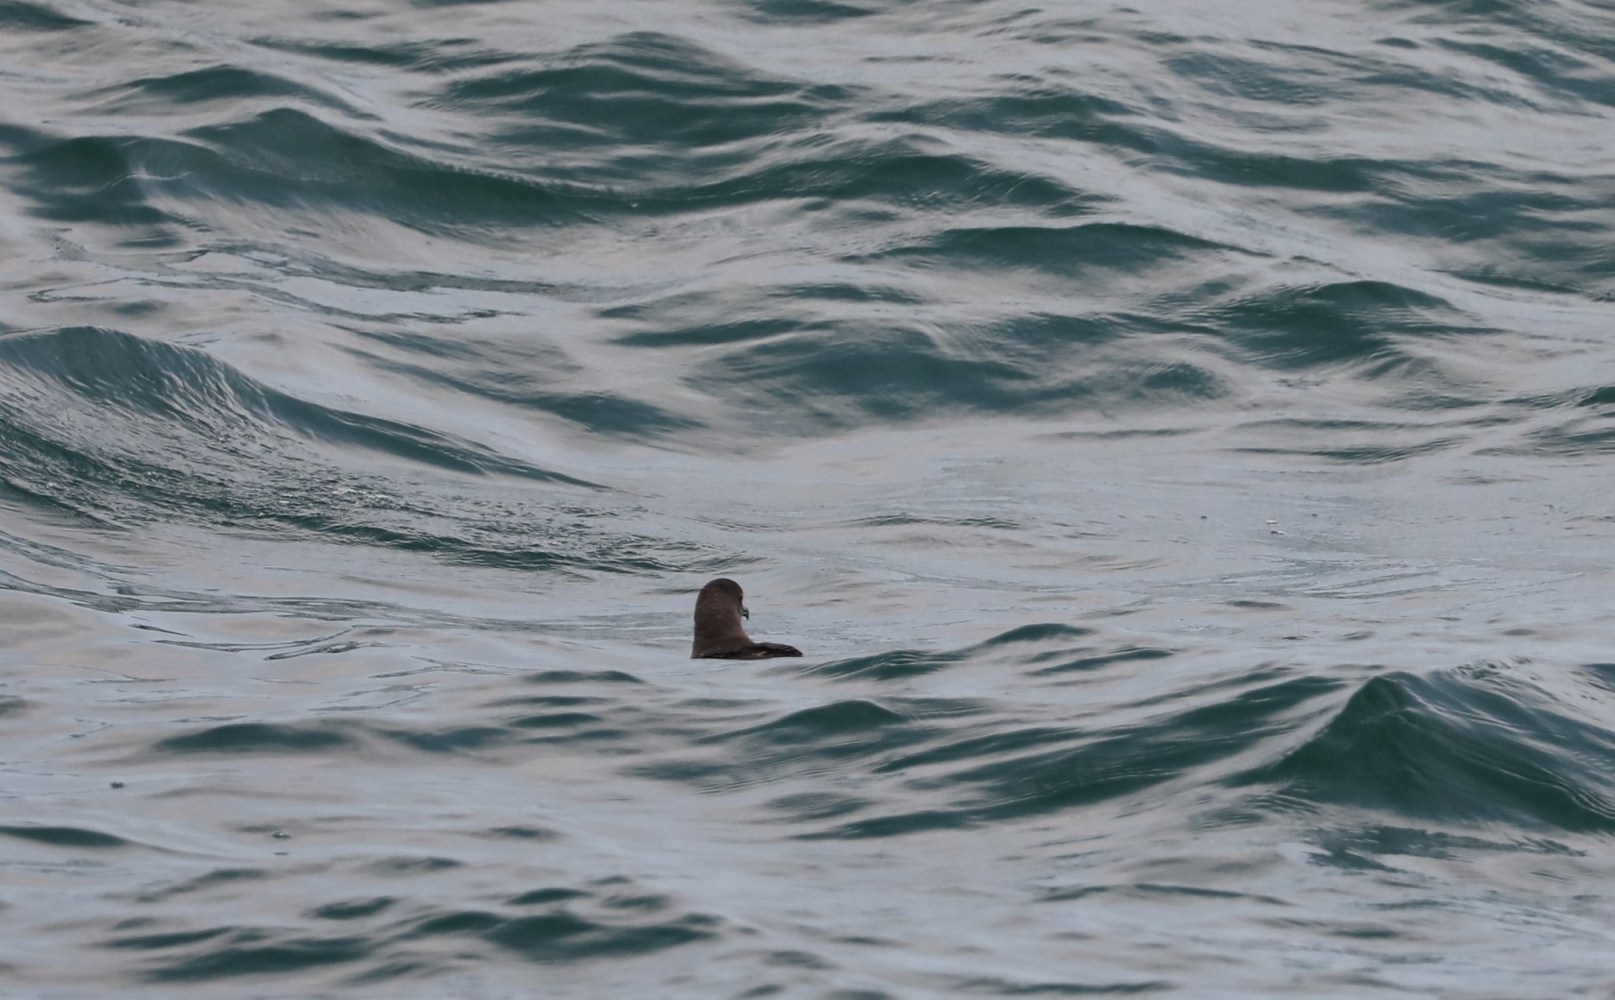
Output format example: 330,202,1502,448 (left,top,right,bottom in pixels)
615,625,1615,841
59,643,1615,990
1242,665,1615,832
0,327,588,484
9,21,1603,456
4,31,854,232
440,32,848,173
618,627,1331,833
0,327,715,574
